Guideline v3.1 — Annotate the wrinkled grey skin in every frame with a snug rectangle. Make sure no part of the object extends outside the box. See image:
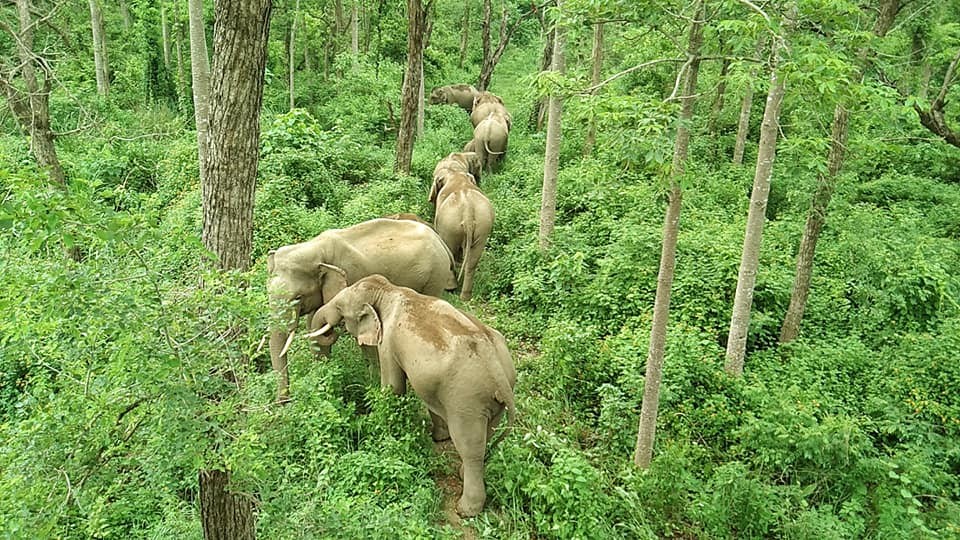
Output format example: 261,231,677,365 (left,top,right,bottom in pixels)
433,151,482,186
470,91,512,129
381,212,433,228
467,112,509,173
267,219,457,402
310,275,516,517
429,171,494,301
428,84,480,112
